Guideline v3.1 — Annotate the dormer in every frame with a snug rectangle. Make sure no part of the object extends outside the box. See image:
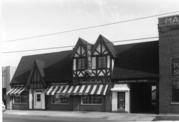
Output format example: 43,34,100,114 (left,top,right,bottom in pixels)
91,35,116,76
72,38,92,78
